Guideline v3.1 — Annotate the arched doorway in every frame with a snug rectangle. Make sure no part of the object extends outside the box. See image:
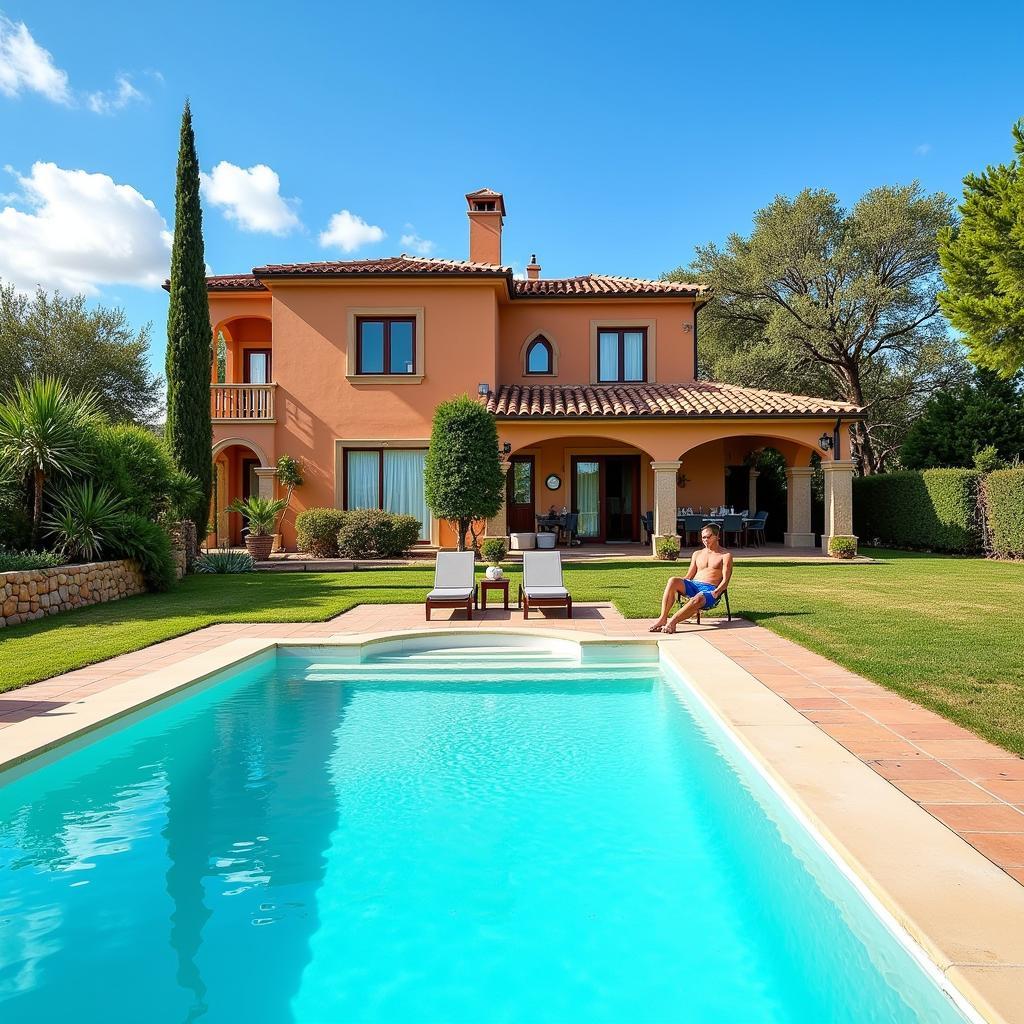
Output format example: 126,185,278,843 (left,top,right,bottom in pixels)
211,440,267,546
